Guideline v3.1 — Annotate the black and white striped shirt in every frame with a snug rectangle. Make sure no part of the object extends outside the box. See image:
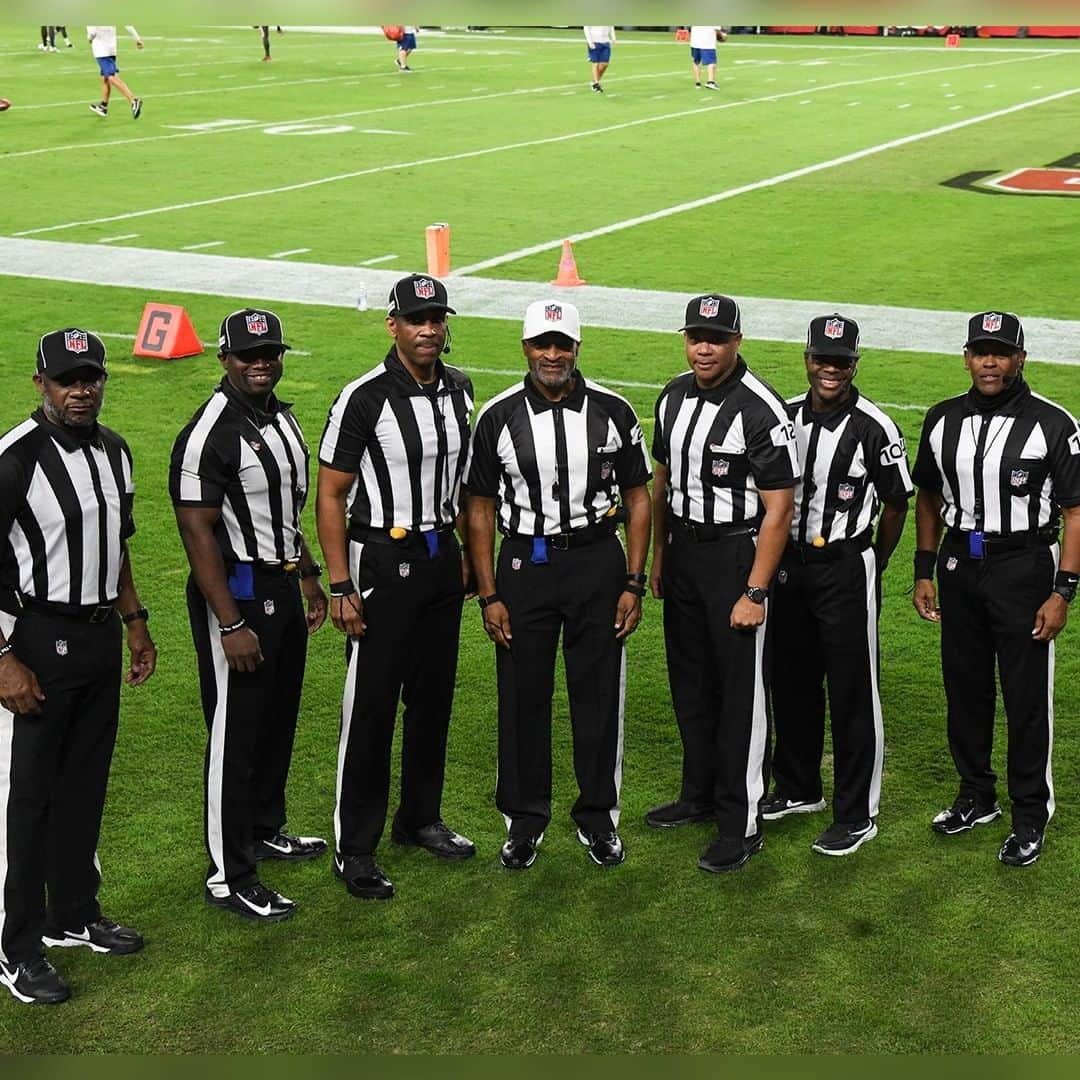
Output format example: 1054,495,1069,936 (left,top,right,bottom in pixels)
912,381,1080,534
170,378,310,563
785,387,913,544
653,360,799,525
0,410,134,605
465,372,651,535
319,350,473,530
